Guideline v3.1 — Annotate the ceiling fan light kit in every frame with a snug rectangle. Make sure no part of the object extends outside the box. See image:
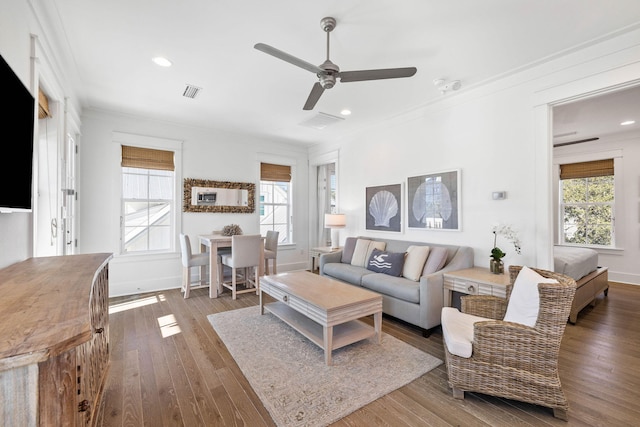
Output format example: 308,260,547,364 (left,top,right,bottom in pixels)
254,16,417,110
